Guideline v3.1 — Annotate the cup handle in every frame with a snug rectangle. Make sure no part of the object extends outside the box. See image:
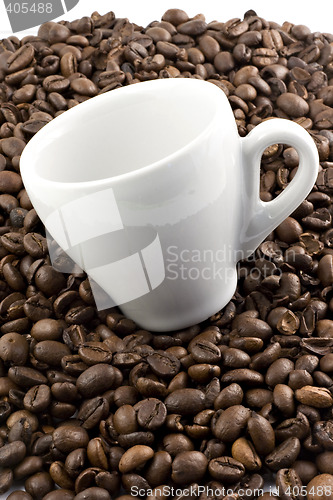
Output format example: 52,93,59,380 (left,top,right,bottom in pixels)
239,118,319,257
